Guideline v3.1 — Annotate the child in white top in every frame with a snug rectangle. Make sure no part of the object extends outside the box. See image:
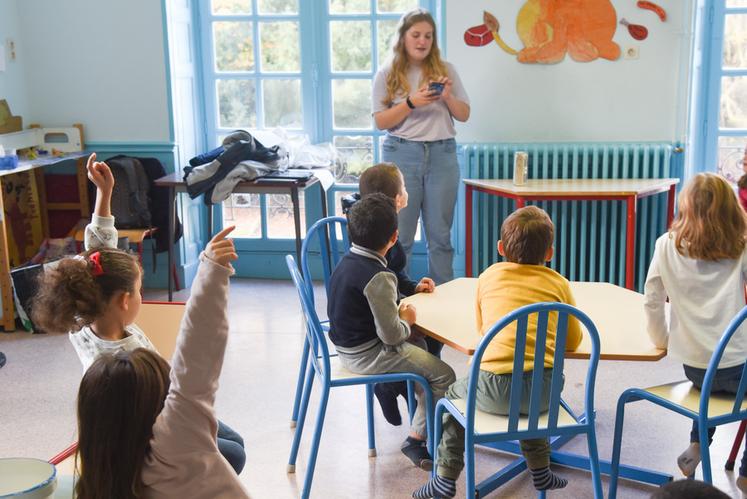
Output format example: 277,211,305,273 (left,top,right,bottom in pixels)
644,173,747,488
32,154,246,476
